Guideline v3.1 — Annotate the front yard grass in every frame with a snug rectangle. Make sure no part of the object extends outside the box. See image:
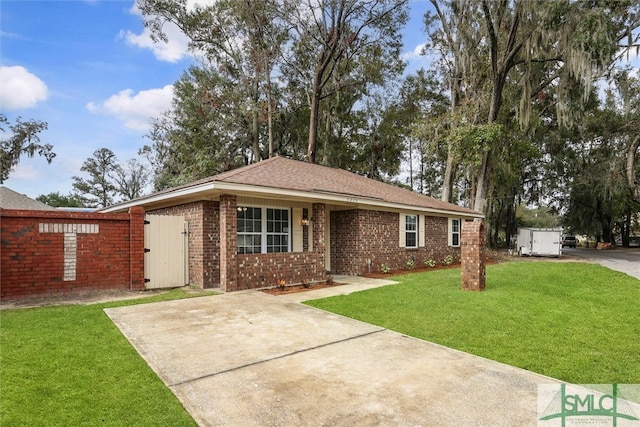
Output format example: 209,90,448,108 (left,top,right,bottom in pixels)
305,262,640,384
0,289,214,426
